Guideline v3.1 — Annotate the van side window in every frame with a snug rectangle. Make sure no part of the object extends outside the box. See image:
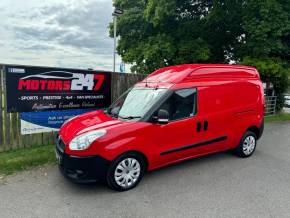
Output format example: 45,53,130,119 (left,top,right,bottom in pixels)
158,88,197,121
